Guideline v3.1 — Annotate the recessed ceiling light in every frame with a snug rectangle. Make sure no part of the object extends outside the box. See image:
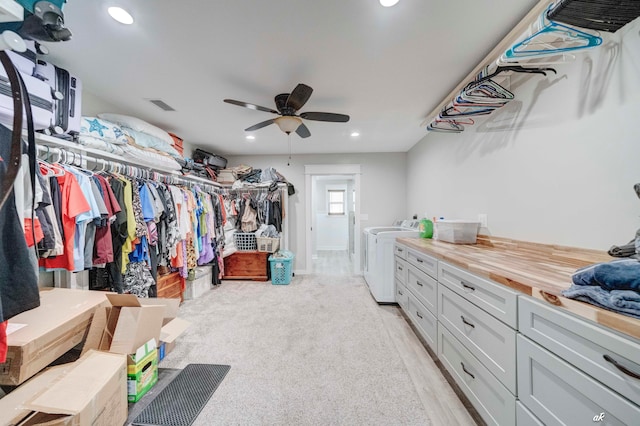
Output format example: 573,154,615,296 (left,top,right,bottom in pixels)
380,0,400,7
108,7,134,25
246,135,255,140
350,132,360,137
